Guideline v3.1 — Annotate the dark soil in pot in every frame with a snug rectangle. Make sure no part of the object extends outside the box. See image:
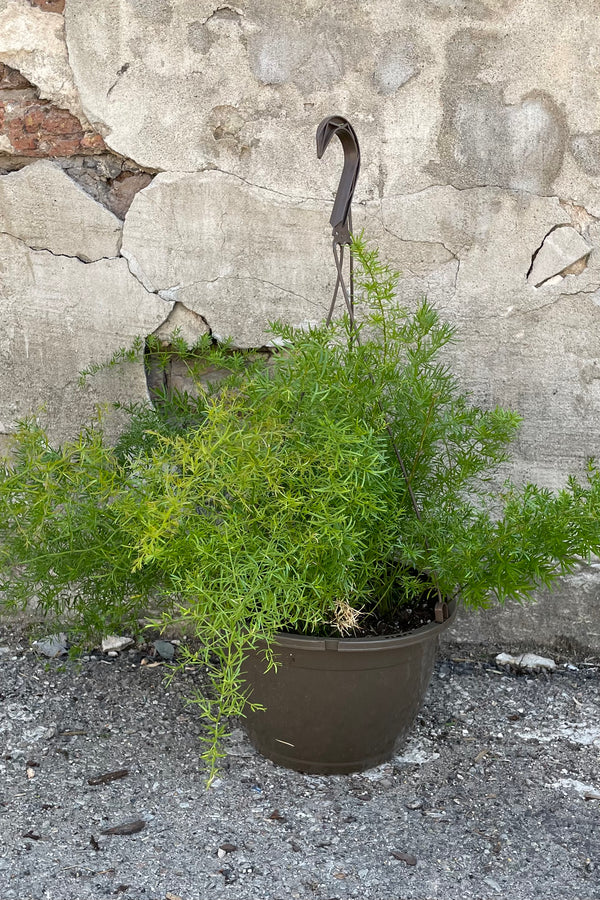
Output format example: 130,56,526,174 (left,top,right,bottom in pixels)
242,599,457,775
283,579,445,639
